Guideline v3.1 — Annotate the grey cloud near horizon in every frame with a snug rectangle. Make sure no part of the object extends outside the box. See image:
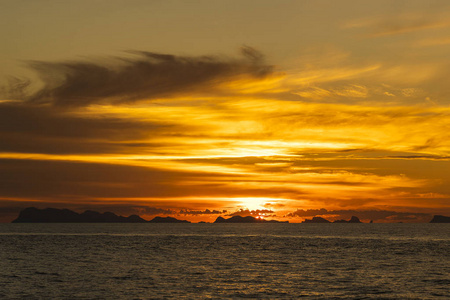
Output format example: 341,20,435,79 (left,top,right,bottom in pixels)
9,47,272,107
